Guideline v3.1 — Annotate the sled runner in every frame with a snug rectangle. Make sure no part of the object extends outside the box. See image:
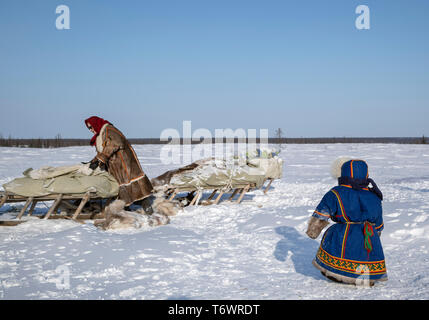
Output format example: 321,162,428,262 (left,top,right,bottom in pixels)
164,177,275,206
